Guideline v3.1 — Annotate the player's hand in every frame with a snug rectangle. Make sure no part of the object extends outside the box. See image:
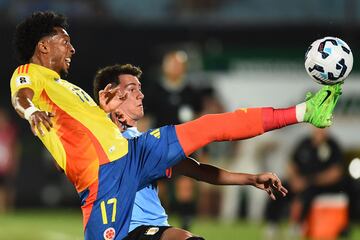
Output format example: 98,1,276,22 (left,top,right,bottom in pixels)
253,172,288,200
28,111,54,136
99,84,127,113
